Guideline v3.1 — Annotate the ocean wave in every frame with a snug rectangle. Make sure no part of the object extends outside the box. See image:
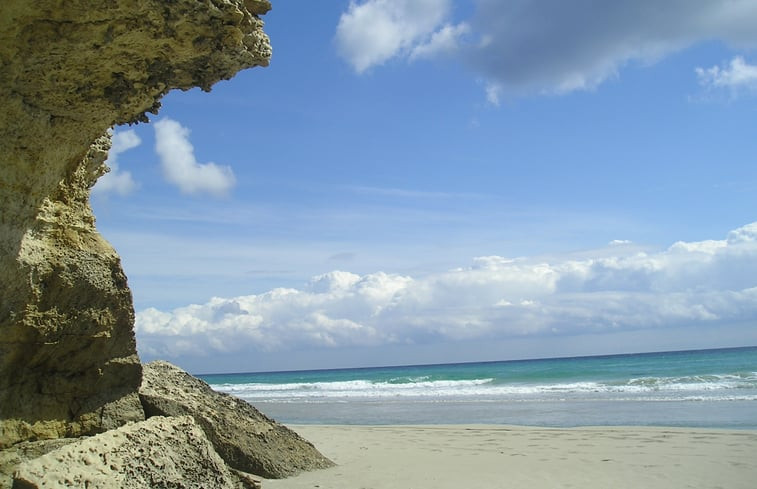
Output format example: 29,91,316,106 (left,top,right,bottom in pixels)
213,378,496,399
210,371,757,402
624,373,757,391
